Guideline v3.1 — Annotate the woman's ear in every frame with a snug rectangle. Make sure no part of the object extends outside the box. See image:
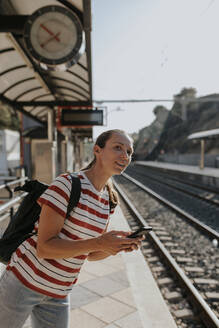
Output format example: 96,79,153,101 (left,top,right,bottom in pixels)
94,144,101,155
